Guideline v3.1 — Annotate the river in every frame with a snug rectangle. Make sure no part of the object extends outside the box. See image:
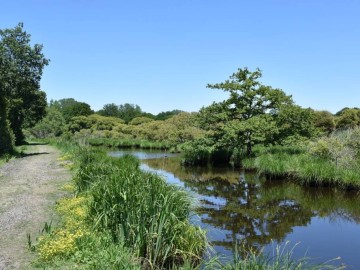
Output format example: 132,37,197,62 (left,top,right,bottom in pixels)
110,150,360,268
